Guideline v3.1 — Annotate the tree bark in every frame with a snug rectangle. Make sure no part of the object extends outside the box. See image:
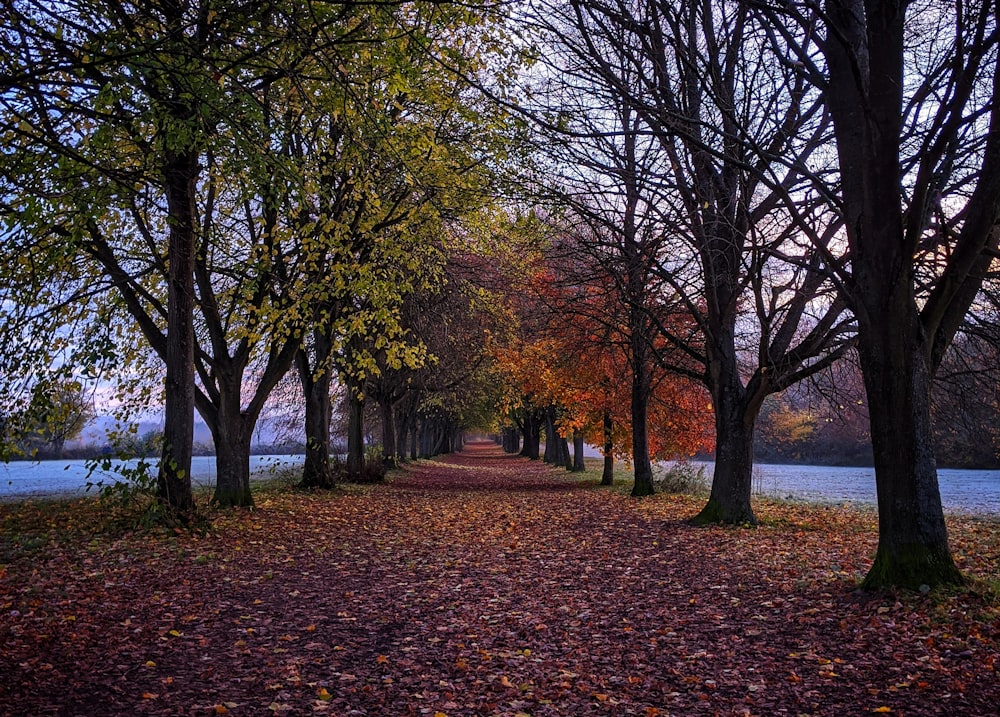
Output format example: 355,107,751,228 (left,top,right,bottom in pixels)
692,380,758,525
601,411,614,485
346,389,365,476
559,434,572,470
211,413,253,508
822,0,964,589
524,411,541,460
380,399,397,468
543,407,556,463
297,348,334,489
858,309,962,589
394,406,410,463
572,430,586,472
630,359,654,496
157,146,198,519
